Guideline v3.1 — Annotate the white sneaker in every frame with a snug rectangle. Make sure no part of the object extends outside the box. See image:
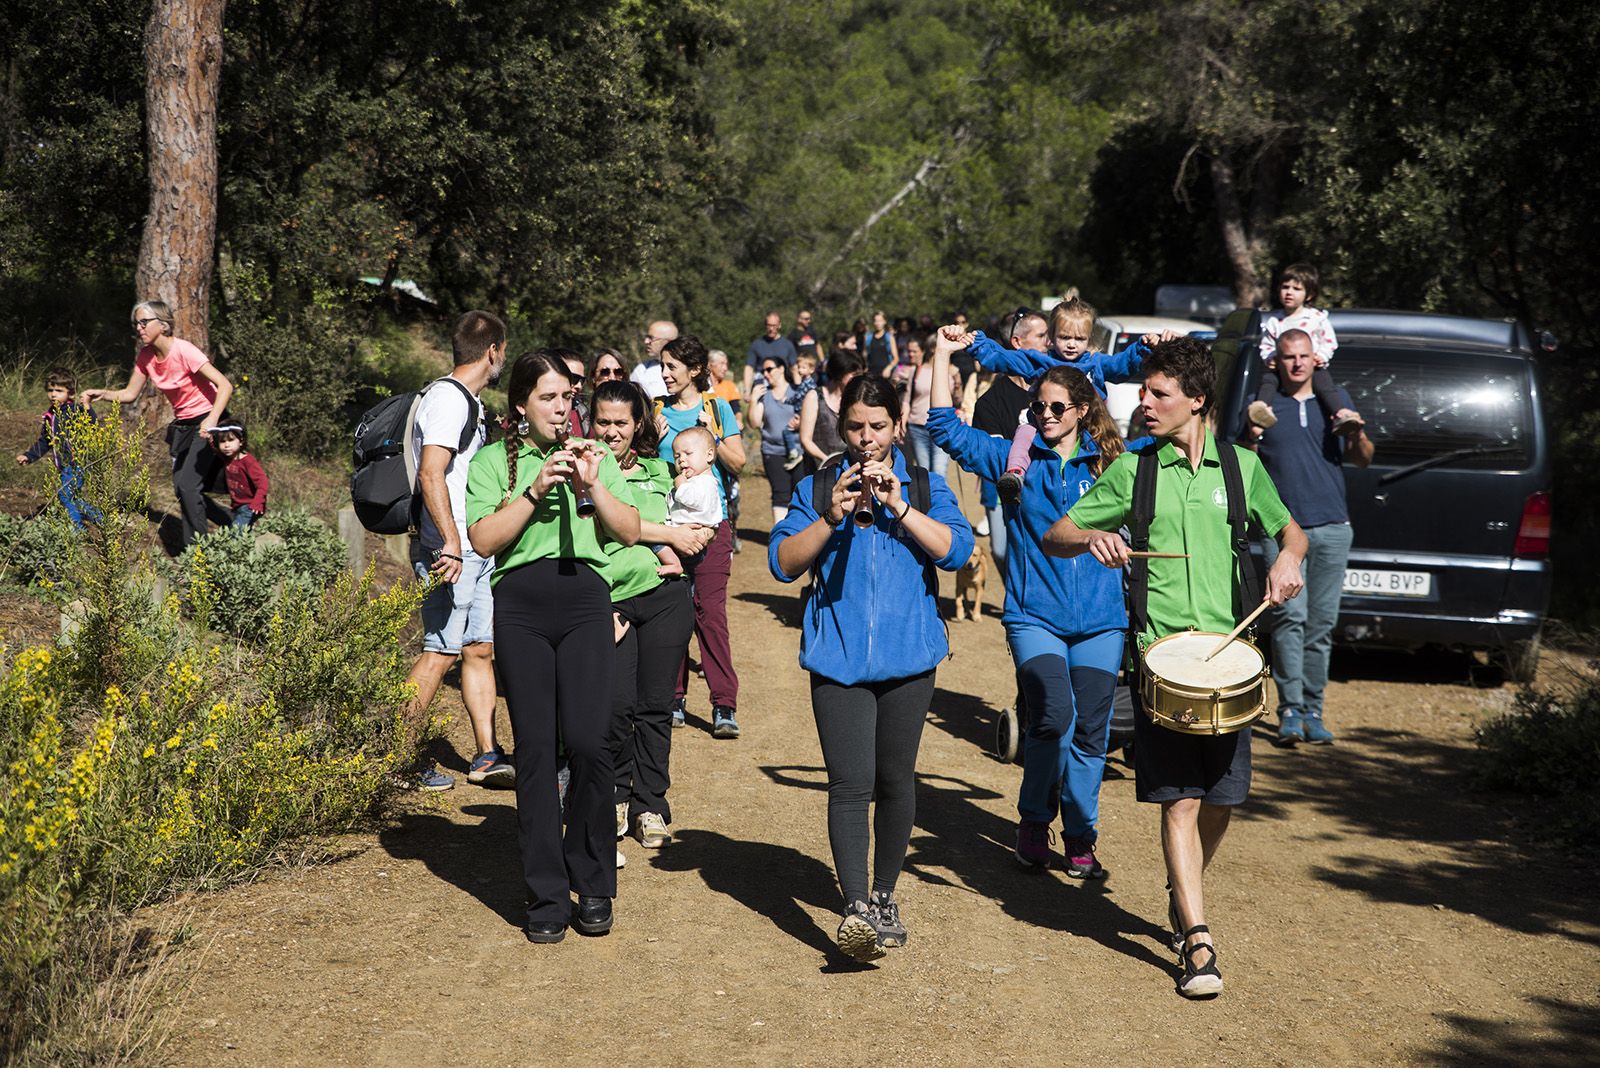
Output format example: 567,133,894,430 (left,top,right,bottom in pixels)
616,802,628,840
975,516,990,537
634,811,672,849
616,847,627,869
